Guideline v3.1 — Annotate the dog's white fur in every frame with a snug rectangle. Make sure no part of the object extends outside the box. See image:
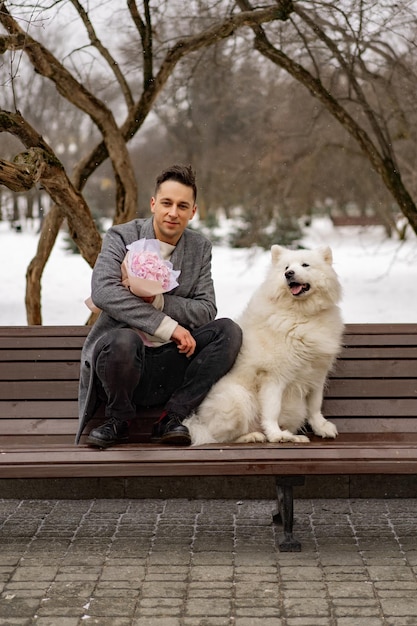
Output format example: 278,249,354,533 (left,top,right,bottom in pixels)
184,245,344,445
